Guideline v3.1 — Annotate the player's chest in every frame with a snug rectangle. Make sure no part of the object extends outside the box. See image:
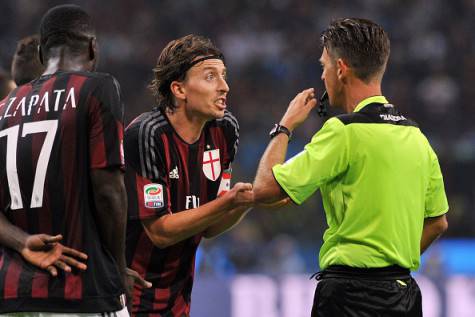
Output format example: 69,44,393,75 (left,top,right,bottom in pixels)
164,137,229,188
